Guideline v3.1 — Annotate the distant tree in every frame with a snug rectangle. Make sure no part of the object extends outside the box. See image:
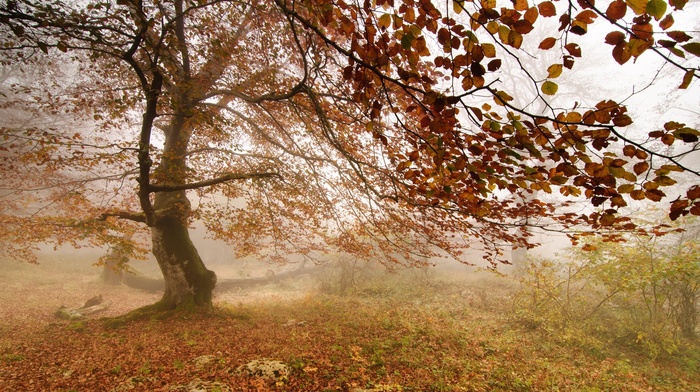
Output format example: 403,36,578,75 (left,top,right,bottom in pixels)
0,0,698,312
